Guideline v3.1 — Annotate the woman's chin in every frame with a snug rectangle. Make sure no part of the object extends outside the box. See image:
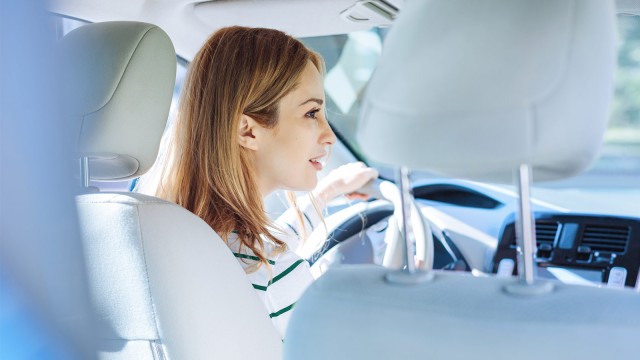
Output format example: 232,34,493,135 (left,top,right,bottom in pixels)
284,179,317,193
